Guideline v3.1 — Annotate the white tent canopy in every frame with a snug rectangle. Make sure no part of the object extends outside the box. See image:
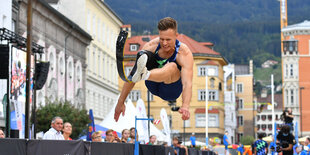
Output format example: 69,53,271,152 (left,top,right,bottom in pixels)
99,99,168,143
